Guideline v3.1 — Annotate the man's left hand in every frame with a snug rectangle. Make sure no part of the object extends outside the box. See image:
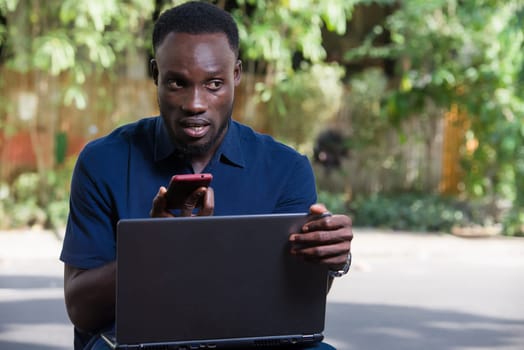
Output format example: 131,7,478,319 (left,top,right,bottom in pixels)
289,203,353,273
